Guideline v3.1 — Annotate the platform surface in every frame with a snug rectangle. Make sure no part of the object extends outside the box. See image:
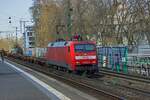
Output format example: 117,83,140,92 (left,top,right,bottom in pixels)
0,61,53,100
0,59,98,100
